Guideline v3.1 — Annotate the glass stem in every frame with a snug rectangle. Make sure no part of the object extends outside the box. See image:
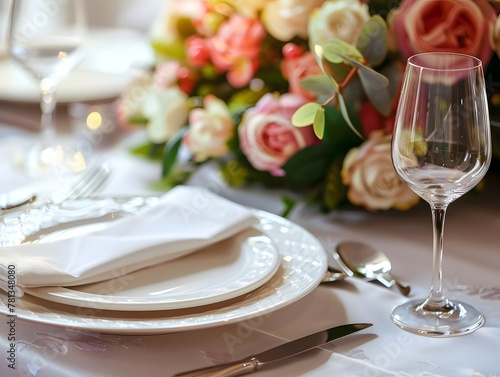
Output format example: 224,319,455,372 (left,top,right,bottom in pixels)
426,205,450,311
40,80,58,149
